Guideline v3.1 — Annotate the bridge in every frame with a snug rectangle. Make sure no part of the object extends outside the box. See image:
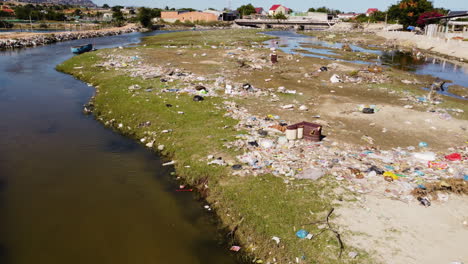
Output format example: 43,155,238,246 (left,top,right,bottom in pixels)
234,19,338,29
